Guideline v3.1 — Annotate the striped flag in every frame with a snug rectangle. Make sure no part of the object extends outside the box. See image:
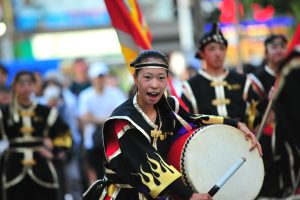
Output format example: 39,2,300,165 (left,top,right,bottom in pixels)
104,0,152,73
104,0,191,114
